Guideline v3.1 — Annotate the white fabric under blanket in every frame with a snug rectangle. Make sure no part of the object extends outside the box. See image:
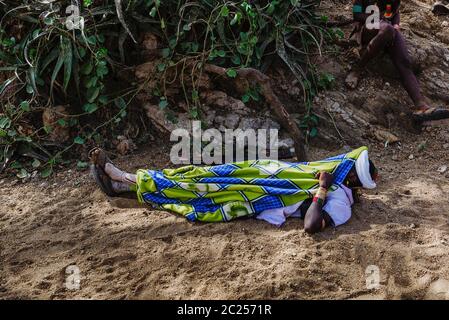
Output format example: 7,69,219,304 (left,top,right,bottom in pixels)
256,184,354,227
